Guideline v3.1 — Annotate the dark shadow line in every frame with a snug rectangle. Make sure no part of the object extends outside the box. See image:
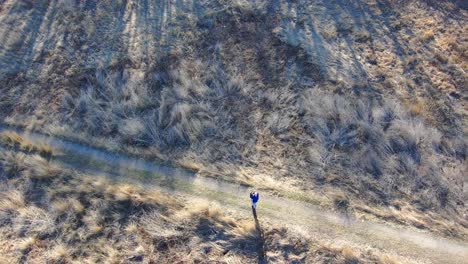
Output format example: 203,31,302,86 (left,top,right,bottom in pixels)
252,206,267,264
